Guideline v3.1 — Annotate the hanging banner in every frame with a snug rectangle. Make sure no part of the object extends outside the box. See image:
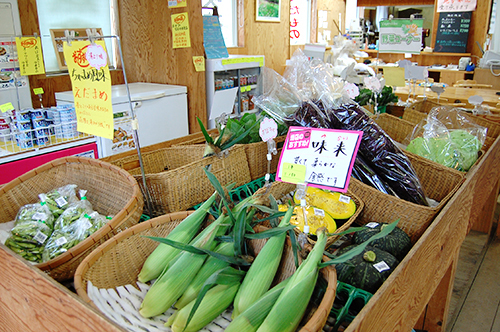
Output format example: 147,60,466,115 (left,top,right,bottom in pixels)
290,0,308,45
276,127,363,193
437,0,476,12
15,37,45,76
172,12,192,49
378,19,423,54
63,40,113,139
